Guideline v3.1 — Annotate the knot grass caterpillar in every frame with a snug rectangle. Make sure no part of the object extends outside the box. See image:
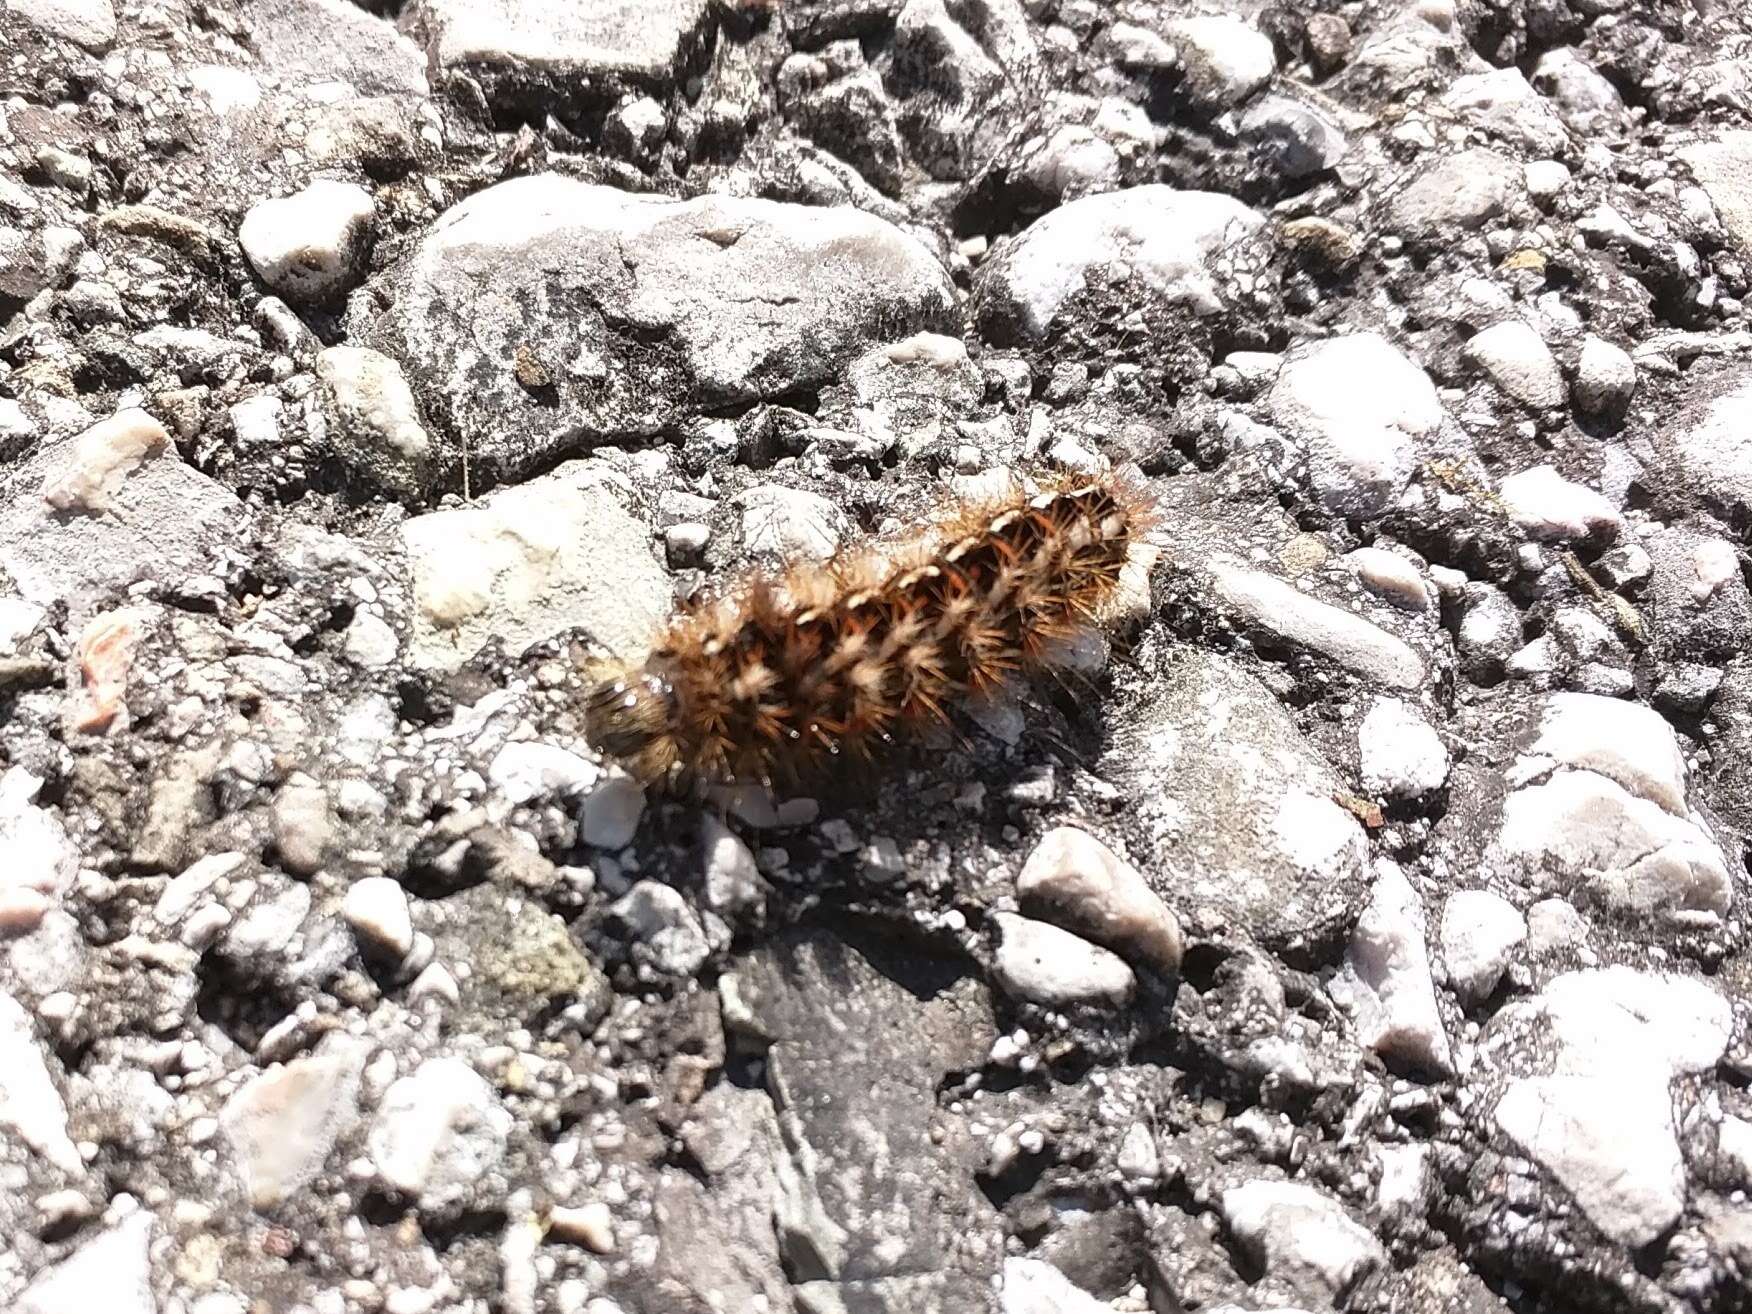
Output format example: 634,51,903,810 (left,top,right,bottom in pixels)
585,468,1159,788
